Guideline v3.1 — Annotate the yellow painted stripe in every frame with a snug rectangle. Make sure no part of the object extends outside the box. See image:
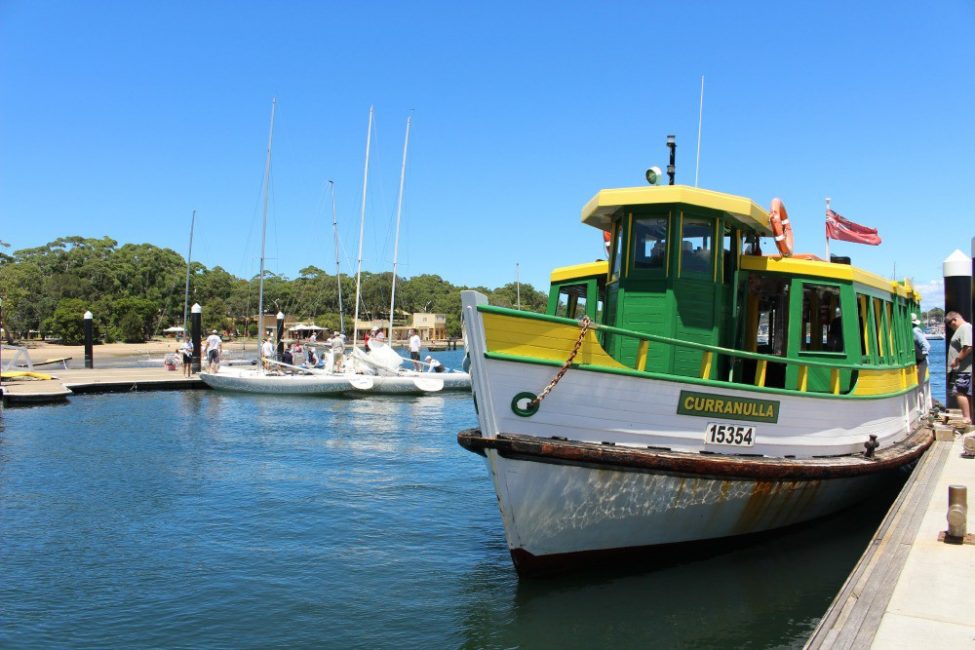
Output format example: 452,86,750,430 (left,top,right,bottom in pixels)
797,365,809,392
482,312,628,369
550,260,608,283
740,255,916,297
636,339,649,371
700,350,713,379
581,185,771,234
851,367,908,396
